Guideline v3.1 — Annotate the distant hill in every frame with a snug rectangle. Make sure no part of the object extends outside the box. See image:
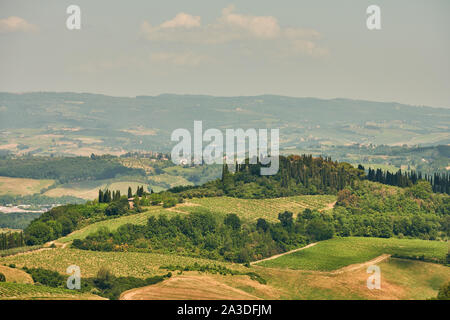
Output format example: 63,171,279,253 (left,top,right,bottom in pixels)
0,92,449,156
